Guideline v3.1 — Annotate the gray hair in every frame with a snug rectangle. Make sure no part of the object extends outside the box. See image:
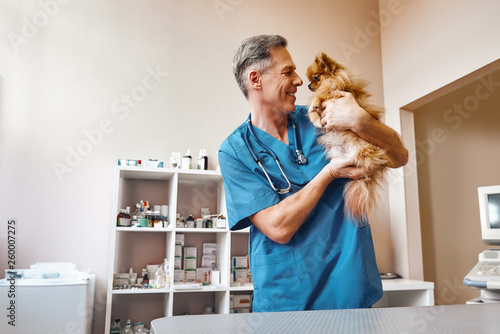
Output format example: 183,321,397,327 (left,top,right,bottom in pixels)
232,35,288,99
